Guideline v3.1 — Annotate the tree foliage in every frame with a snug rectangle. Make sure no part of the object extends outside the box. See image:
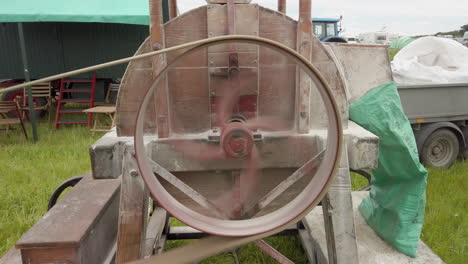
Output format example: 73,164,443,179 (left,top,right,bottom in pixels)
435,24,468,37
